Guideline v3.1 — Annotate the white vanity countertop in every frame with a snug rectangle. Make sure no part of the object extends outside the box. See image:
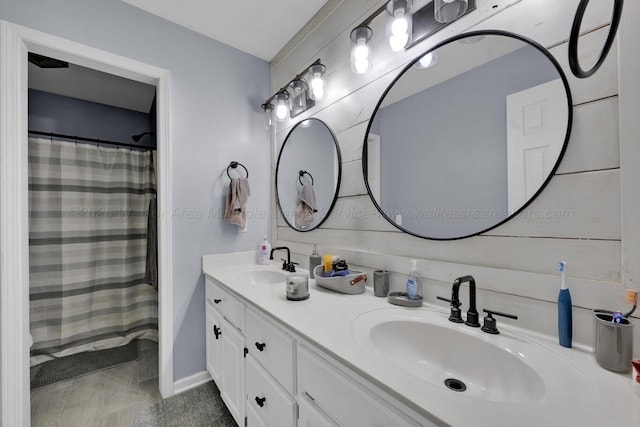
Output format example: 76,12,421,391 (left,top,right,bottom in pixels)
202,252,639,427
